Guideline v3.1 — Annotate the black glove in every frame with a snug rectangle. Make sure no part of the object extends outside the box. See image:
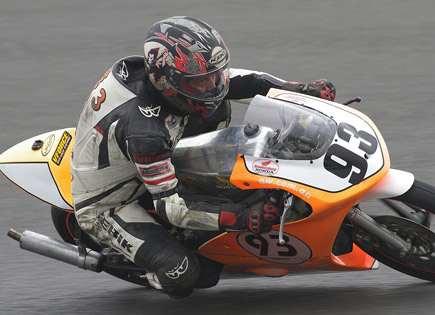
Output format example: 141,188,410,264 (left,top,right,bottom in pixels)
219,202,280,234
303,79,336,101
